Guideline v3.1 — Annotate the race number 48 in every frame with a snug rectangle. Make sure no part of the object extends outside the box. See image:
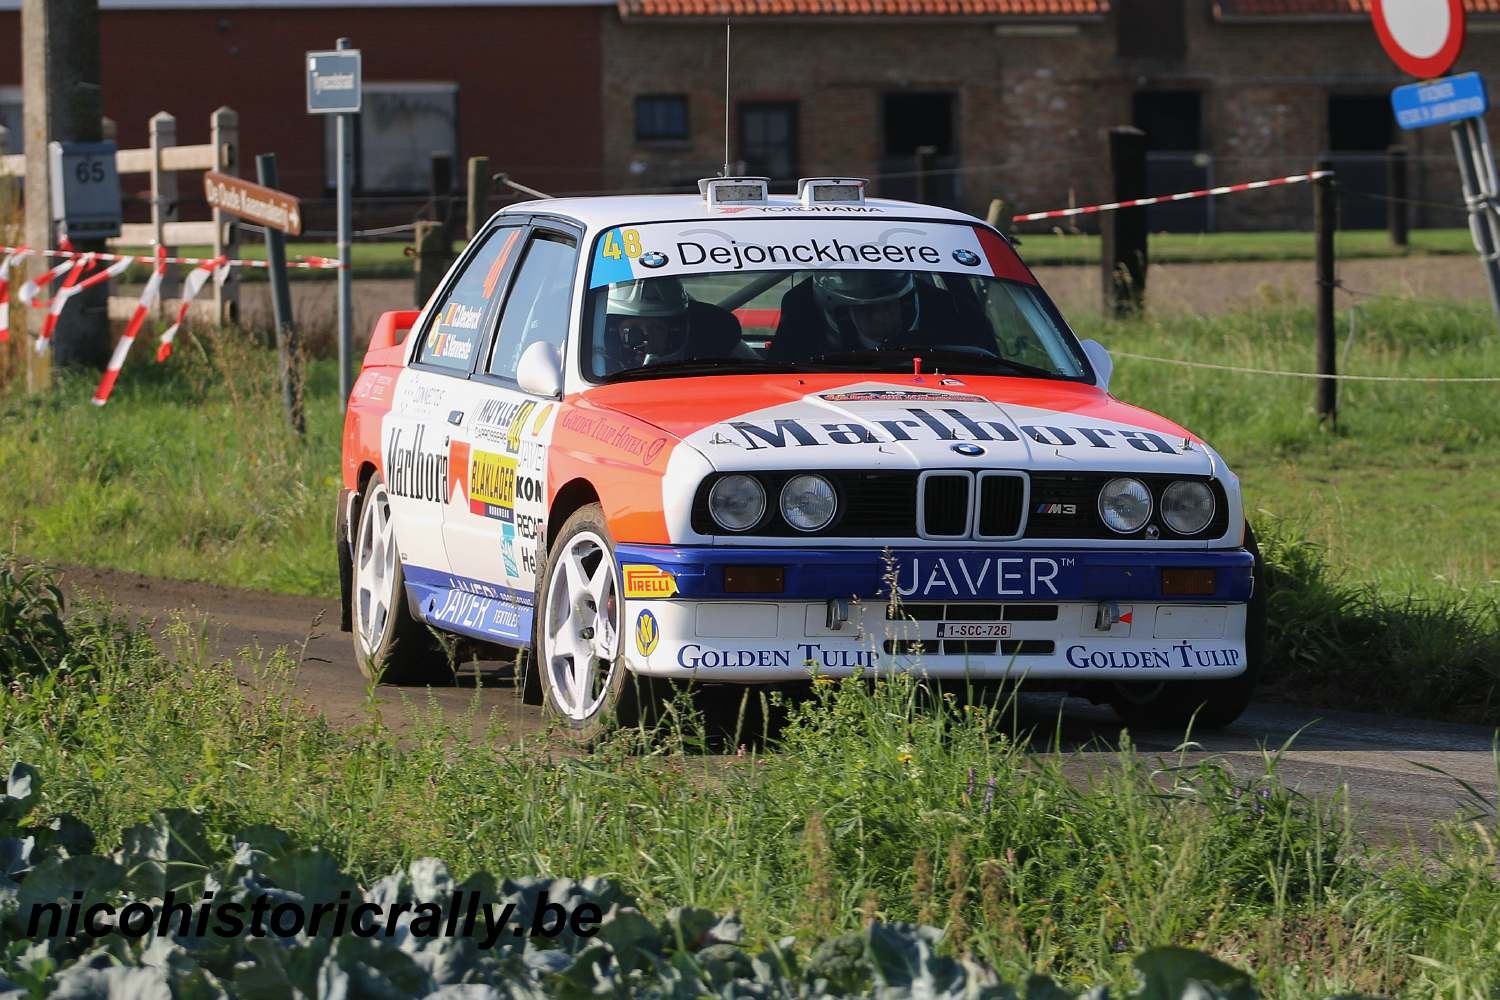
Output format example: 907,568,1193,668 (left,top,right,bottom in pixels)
602,228,643,261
